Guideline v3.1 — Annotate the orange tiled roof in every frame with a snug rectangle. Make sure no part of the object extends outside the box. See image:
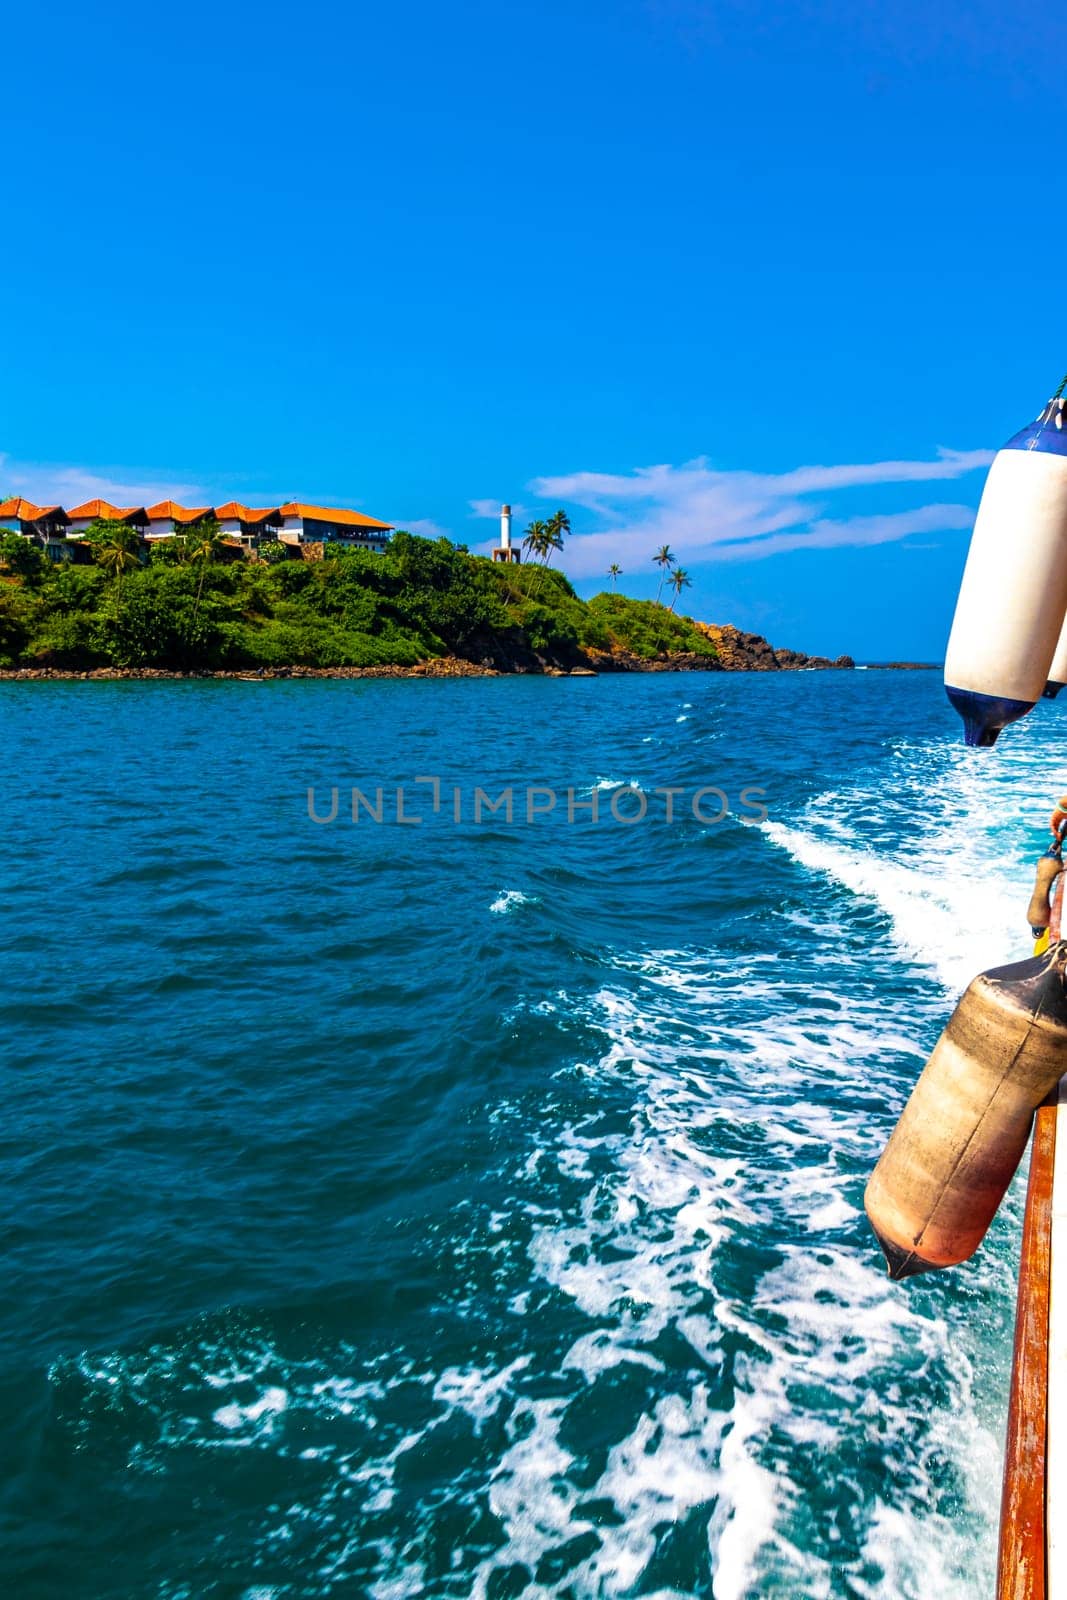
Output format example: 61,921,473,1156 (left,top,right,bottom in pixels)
67,499,119,520
215,502,282,524
0,496,68,522
280,502,393,531
0,497,68,524
67,500,148,523
146,501,215,524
